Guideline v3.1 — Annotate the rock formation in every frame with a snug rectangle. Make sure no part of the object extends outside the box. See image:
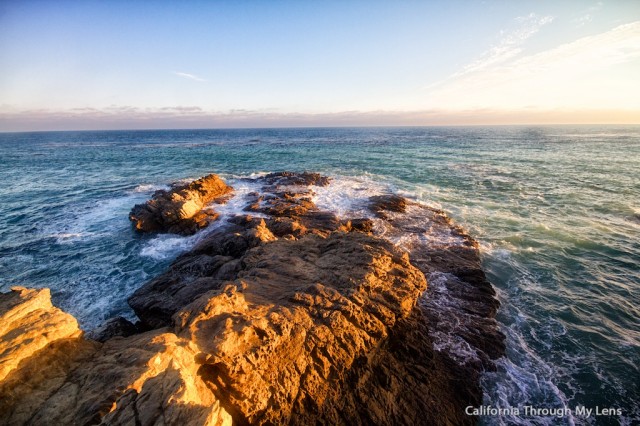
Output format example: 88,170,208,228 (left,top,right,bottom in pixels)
0,287,84,383
0,172,505,425
0,287,232,426
129,174,232,235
